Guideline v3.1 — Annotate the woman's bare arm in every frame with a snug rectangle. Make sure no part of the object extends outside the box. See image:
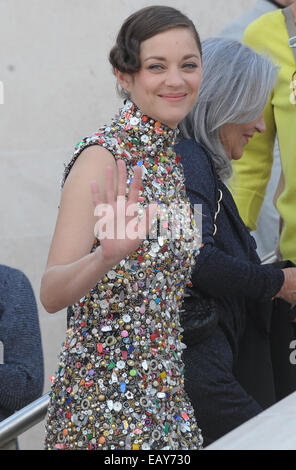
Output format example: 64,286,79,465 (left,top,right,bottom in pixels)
40,146,117,312
40,146,157,313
